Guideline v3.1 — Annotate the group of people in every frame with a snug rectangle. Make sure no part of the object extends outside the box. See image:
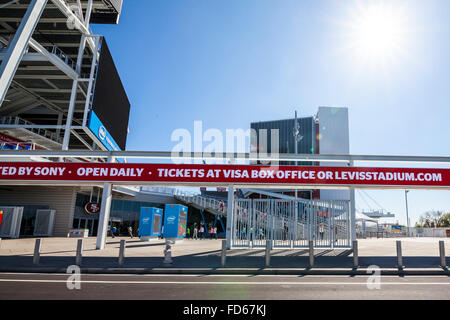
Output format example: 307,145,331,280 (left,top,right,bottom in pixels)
108,225,134,239
187,223,218,240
